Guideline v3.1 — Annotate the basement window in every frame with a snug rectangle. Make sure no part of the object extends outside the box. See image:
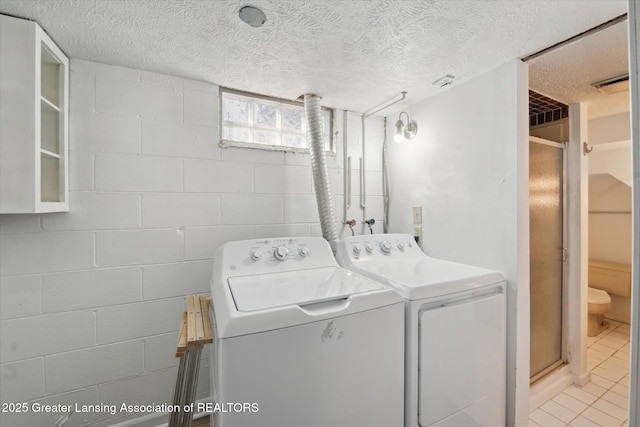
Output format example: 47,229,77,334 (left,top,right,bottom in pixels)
220,88,334,153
